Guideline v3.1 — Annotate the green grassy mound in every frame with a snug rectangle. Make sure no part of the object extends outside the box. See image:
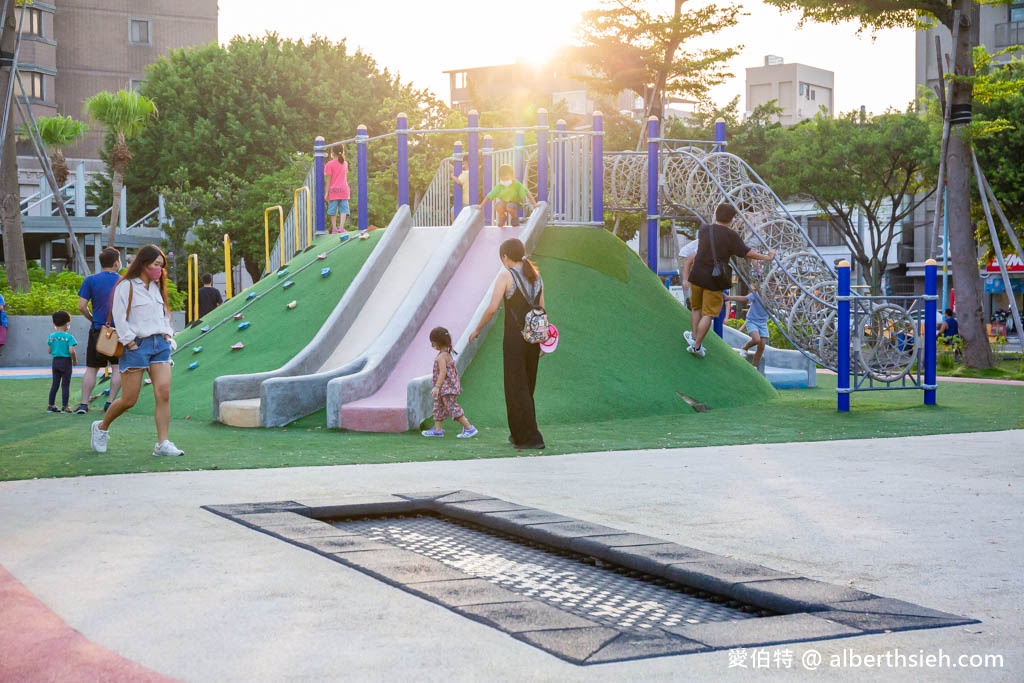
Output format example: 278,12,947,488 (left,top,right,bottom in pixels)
124,226,775,428
129,230,383,419
457,227,777,428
